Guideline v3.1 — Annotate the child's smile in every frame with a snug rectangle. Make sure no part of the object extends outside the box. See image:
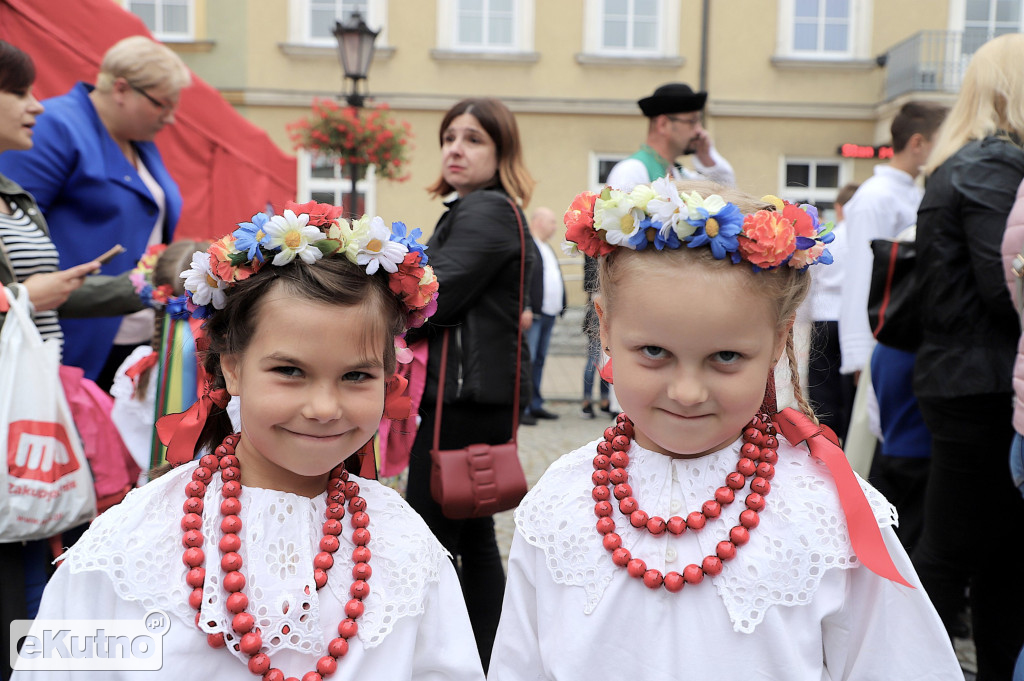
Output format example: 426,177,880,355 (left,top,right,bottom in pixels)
220,291,387,496
599,261,787,459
